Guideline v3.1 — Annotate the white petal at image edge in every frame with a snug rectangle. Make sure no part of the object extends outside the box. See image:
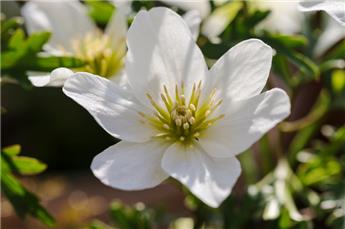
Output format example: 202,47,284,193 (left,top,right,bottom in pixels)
299,1,345,26
161,143,241,208
91,140,170,190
